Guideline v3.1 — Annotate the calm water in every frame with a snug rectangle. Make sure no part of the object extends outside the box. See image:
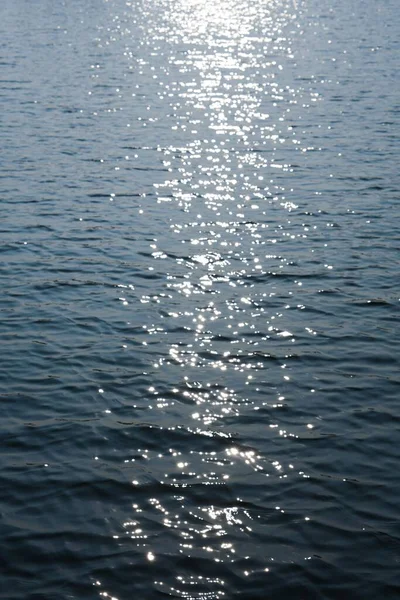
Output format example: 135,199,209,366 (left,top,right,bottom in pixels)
1,0,399,598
